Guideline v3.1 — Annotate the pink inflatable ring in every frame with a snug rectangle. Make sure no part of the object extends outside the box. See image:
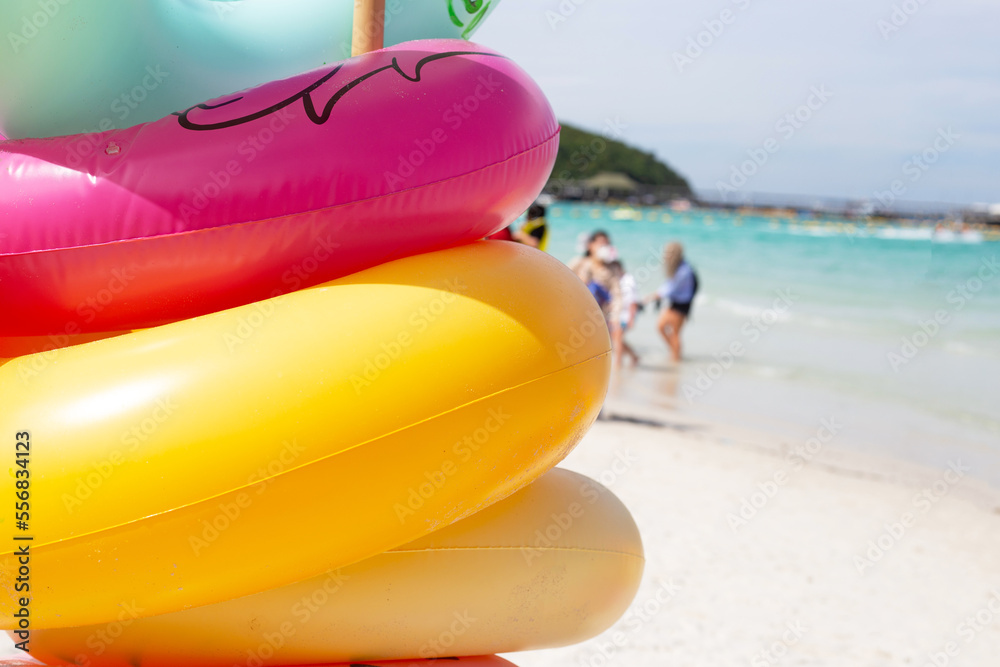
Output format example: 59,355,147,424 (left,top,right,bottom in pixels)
0,39,558,337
